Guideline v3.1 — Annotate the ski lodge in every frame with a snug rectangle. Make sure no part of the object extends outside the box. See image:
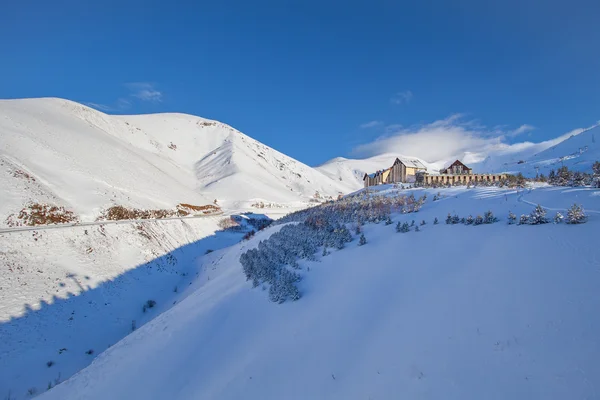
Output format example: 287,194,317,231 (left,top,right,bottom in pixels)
363,159,507,187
